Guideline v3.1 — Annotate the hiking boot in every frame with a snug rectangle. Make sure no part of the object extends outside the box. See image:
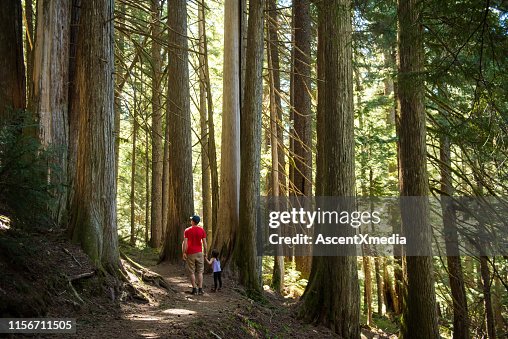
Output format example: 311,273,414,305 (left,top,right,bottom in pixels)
198,288,204,295
191,287,197,295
